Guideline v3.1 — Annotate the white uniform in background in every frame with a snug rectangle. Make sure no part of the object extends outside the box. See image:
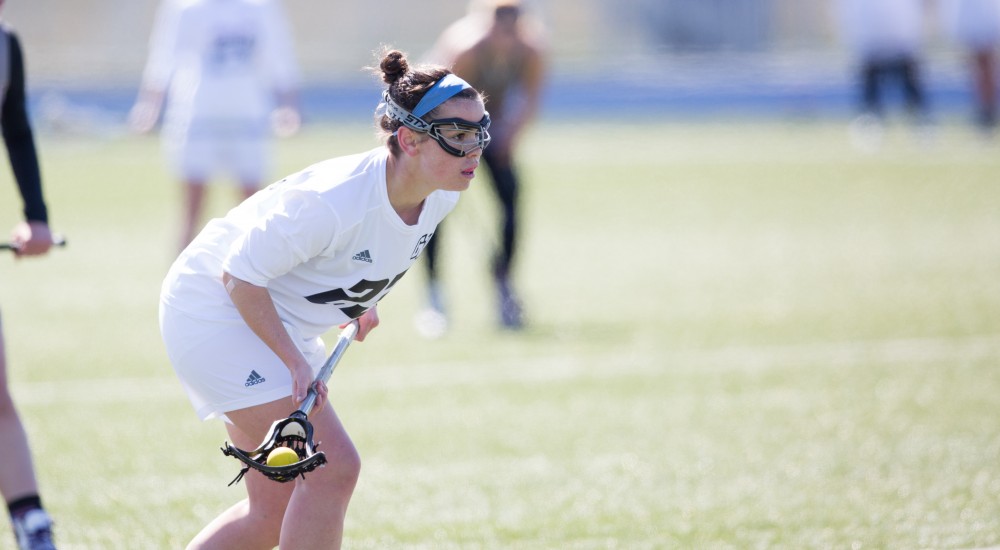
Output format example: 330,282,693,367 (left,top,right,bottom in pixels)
140,0,300,182
159,148,458,420
940,0,1000,49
